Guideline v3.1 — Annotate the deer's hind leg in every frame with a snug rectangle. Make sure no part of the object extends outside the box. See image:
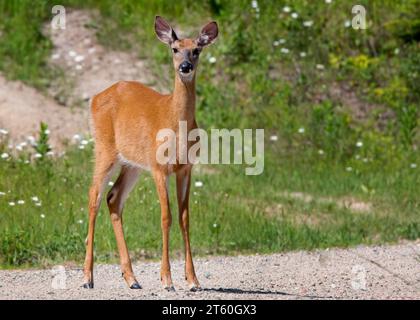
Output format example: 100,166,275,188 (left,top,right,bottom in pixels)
83,150,117,289
106,165,141,289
